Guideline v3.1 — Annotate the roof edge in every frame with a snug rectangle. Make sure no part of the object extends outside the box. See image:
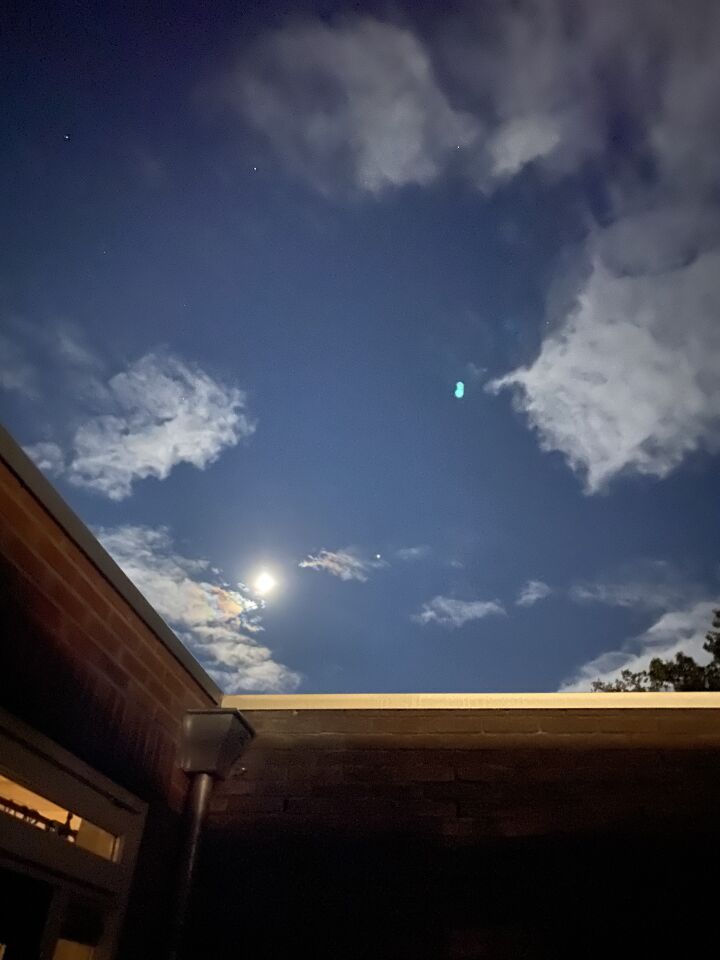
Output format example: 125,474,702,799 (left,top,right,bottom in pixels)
222,692,720,710
0,423,222,704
